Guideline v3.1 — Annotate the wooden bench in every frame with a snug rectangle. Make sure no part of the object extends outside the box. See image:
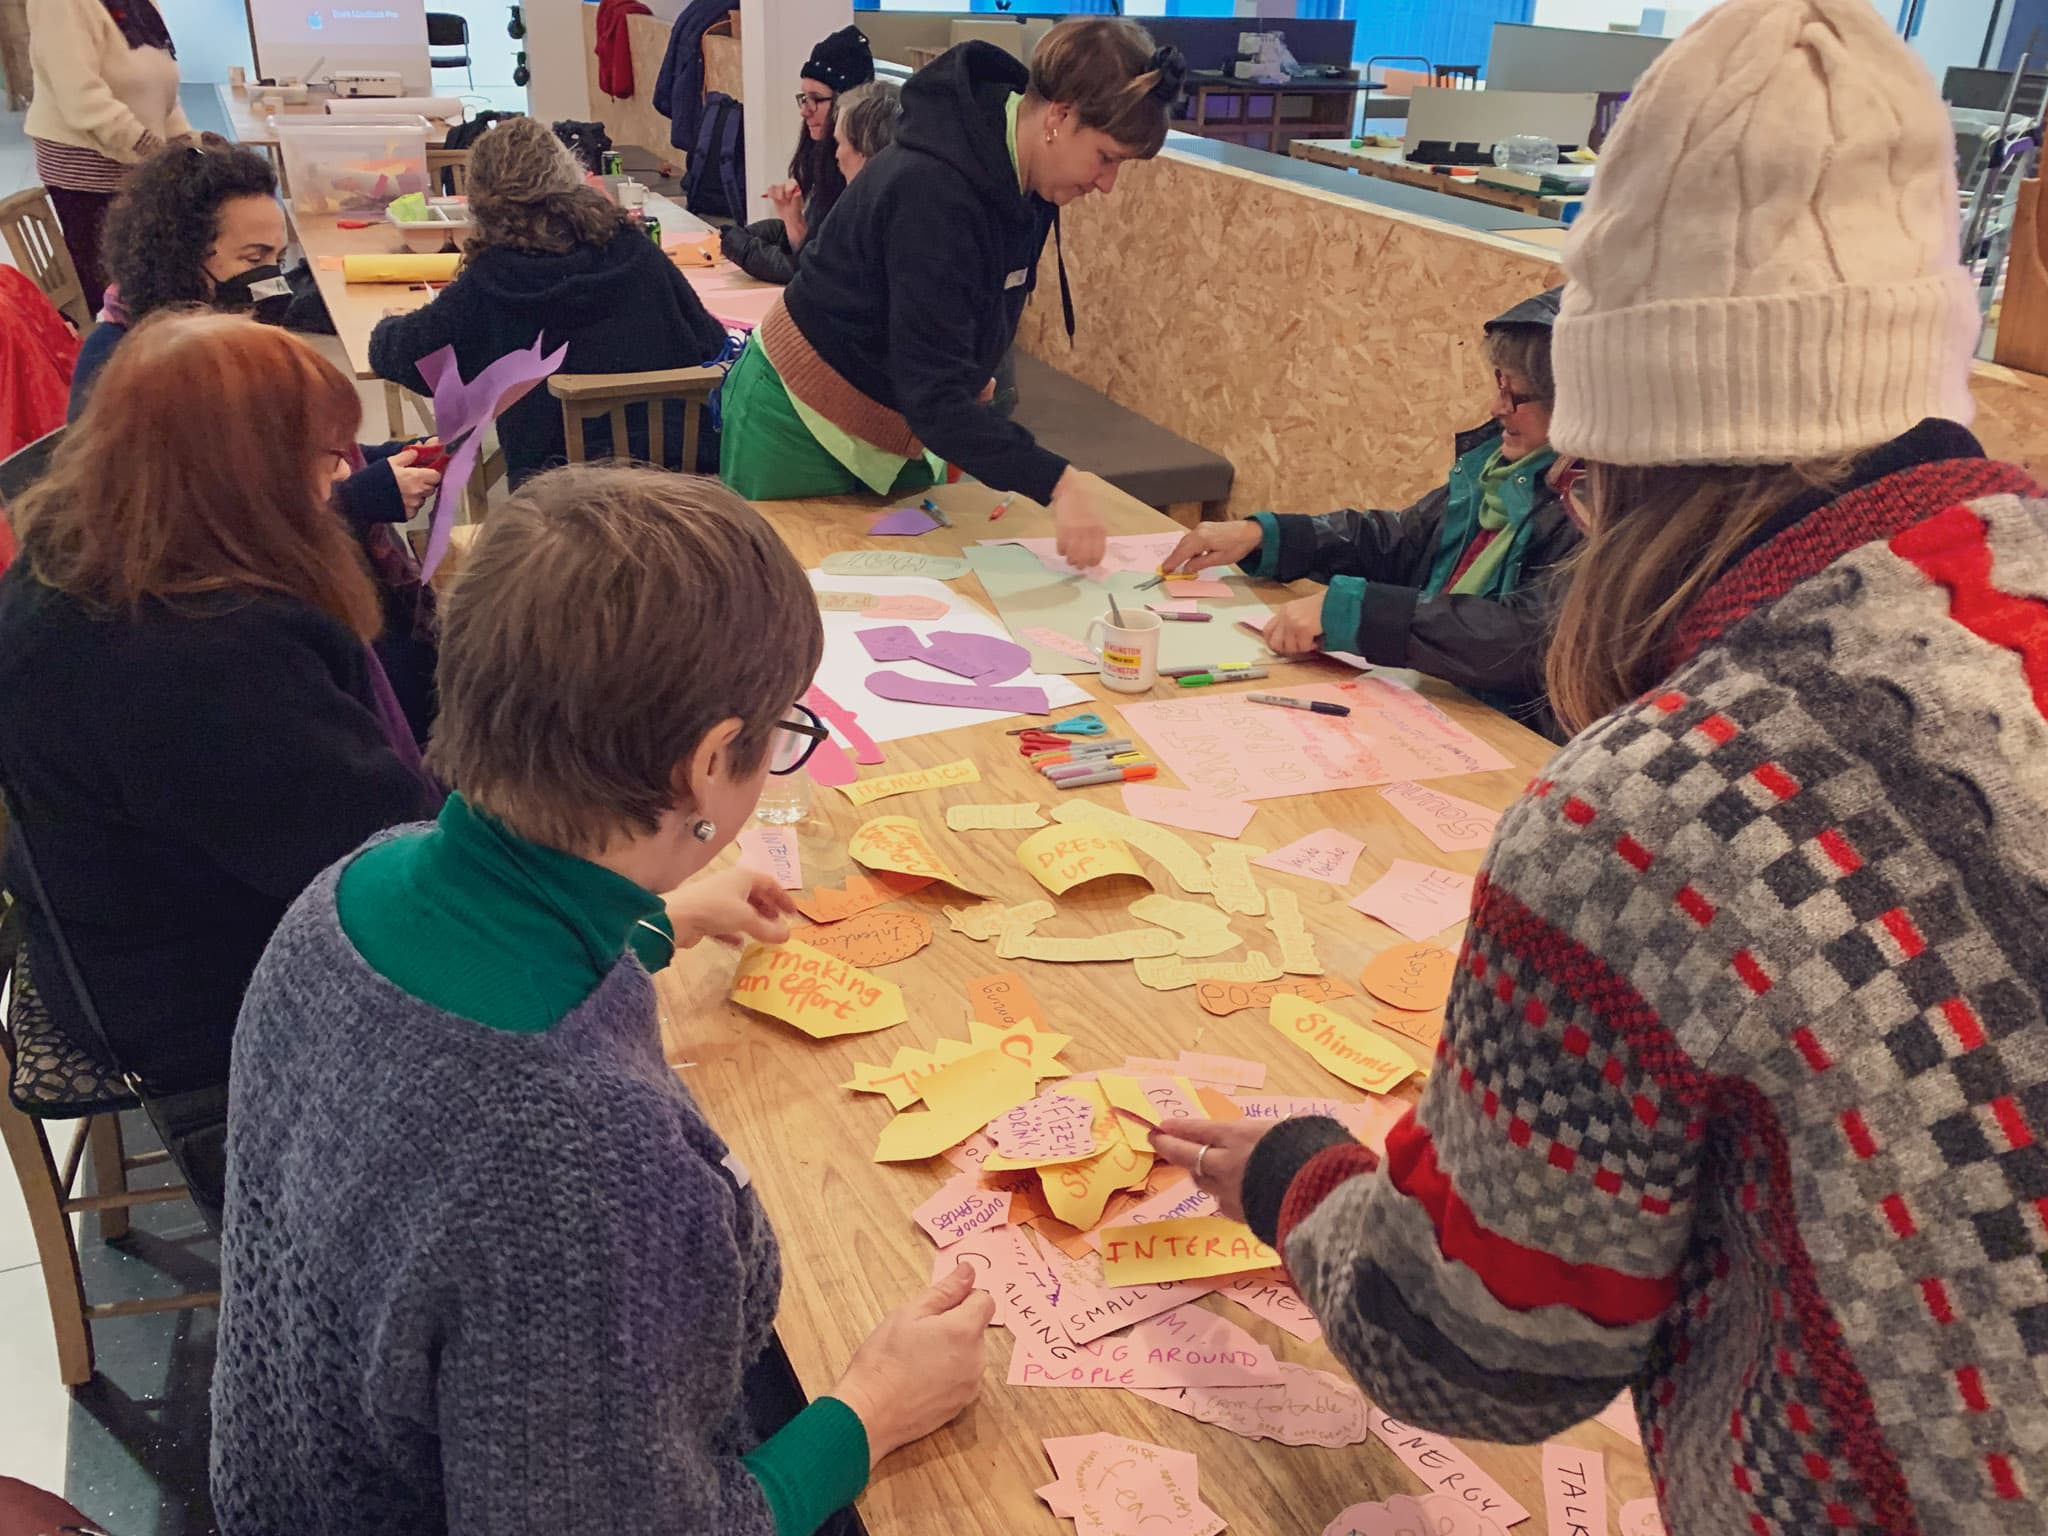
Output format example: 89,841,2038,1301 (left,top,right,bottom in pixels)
1010,351,1234,526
